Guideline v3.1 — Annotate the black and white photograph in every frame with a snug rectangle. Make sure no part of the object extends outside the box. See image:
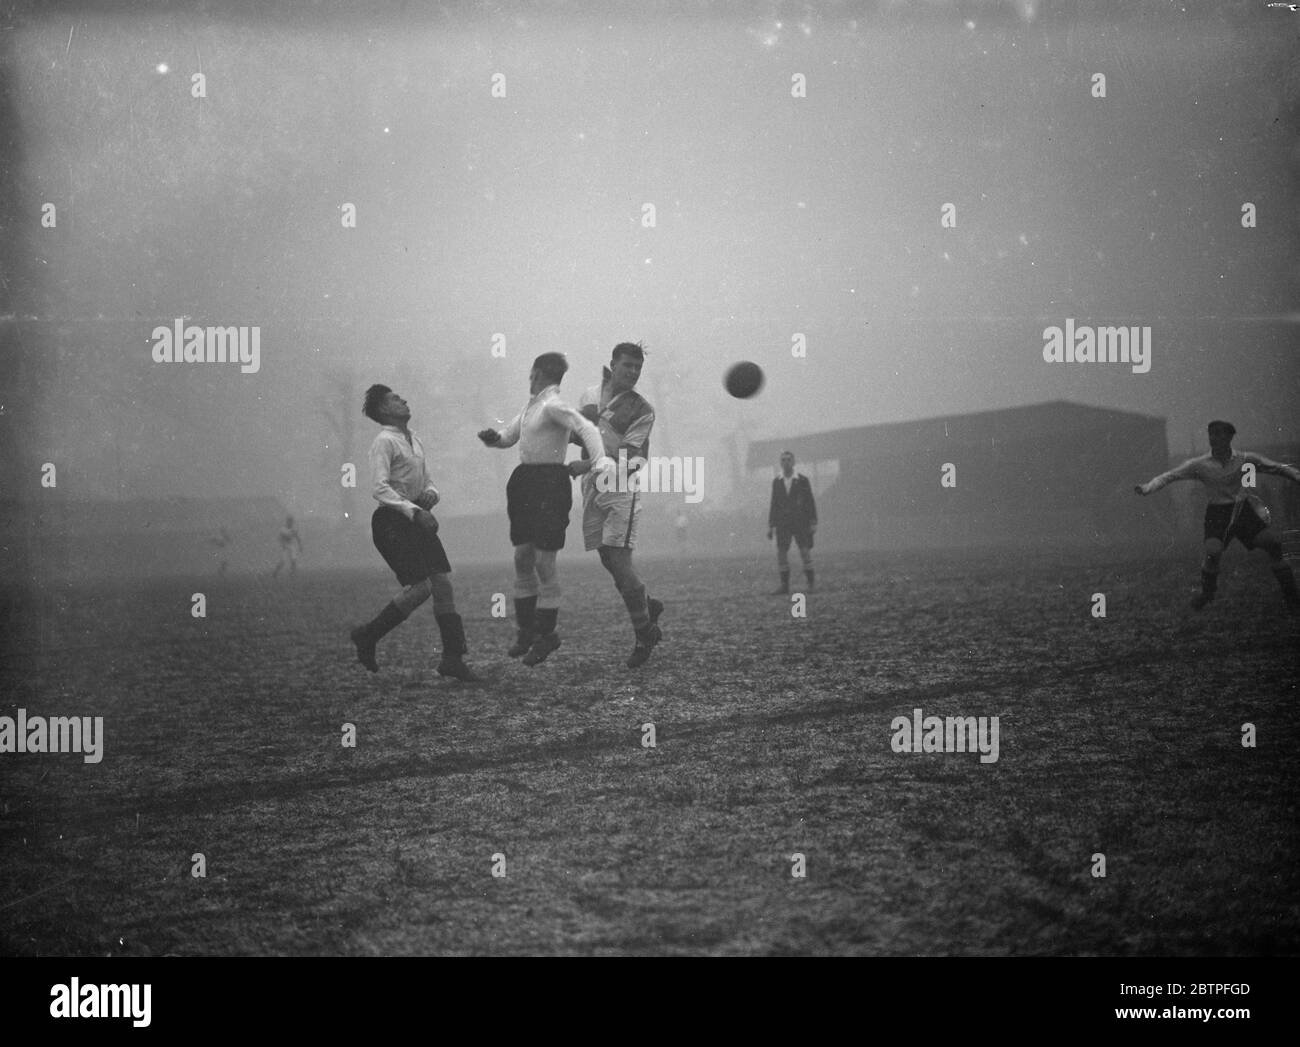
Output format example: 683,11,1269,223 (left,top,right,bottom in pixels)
1,0,1297,1017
